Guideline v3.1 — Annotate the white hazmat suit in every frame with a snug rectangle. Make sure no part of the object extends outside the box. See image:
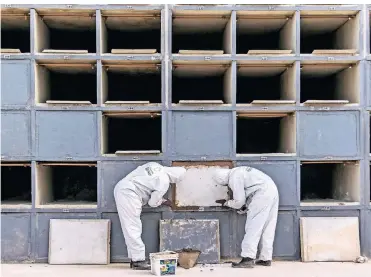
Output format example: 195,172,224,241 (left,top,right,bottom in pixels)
114,162,186,262
213,166,279,261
